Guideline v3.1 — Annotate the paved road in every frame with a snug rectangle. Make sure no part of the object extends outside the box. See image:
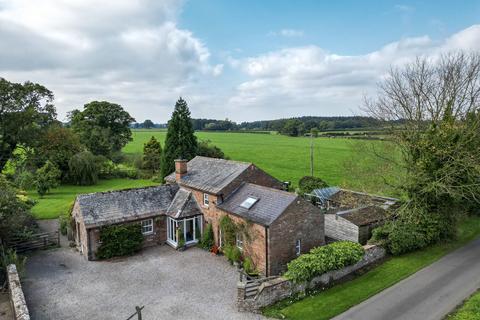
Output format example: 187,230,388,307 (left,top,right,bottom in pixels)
334,237,480,320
